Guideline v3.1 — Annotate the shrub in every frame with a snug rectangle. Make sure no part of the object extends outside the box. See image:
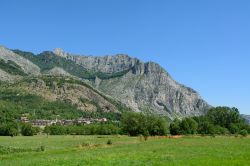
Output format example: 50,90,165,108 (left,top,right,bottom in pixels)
229,123,240,134
107,140,112,145
36,145,45,152
239,129,248,137
21,123,36,136
40,145,45,151
198,121,216,135
170,119,181,135
213,126,229,135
